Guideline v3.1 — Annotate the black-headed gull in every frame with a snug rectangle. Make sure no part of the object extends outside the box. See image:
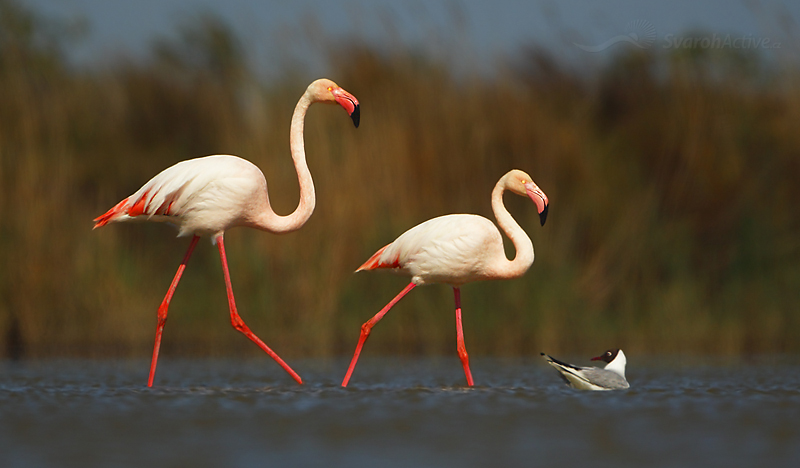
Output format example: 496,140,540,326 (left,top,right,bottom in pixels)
541,349,629,390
